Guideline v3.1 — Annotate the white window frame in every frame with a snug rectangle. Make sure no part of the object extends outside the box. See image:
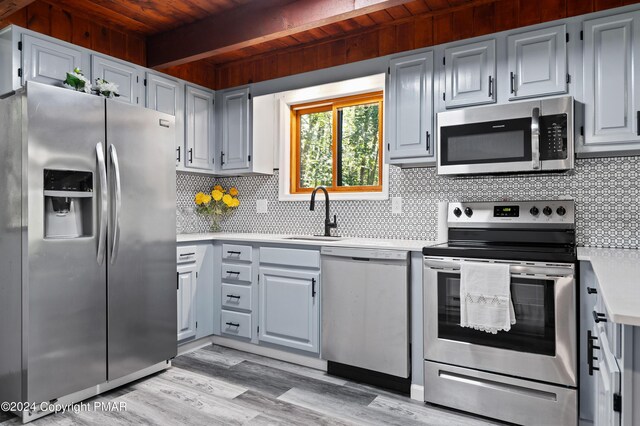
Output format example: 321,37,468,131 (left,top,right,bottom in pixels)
276,74,388,201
